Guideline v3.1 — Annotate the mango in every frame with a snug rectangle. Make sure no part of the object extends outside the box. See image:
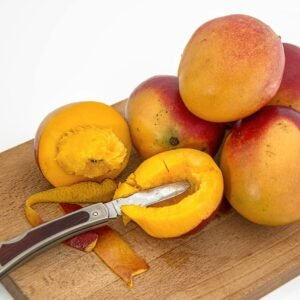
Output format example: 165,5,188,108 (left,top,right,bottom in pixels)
114,148,224,238
178,14,285,122
127,75,225,158
269,43,300,112
220,106,300,225
35,102,132,187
